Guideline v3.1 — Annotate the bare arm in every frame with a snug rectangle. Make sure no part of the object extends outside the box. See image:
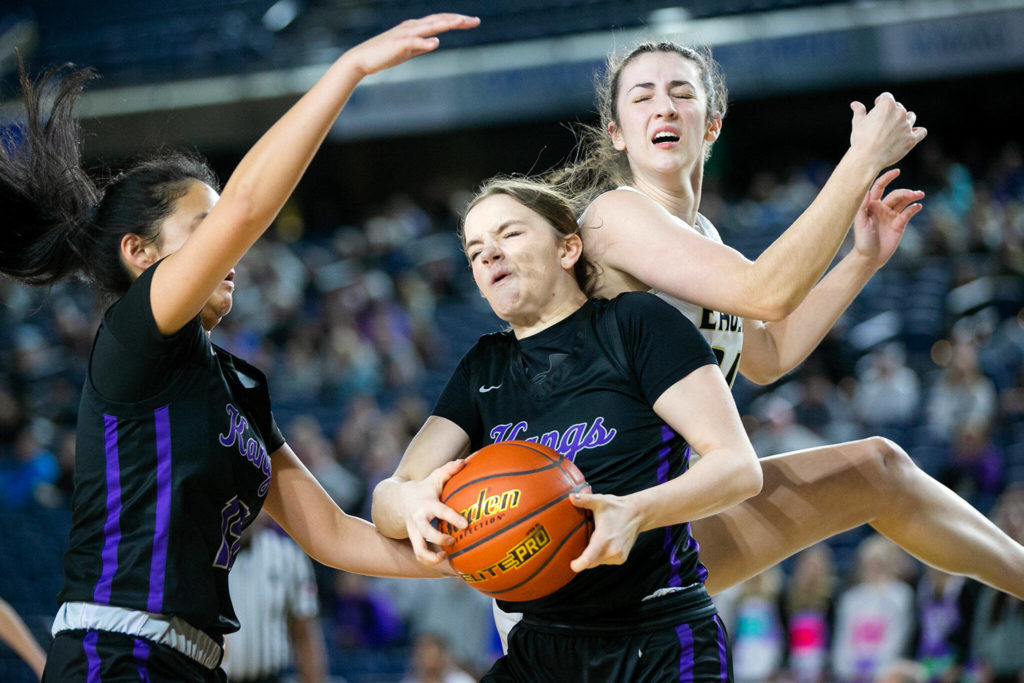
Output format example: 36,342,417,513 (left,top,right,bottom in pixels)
263,443,445,578
569,364,762,571
0,598,45,680
739,170,925,384
149,14,479,334
371,416,471,563
287,614,327,683
585,94,926,321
